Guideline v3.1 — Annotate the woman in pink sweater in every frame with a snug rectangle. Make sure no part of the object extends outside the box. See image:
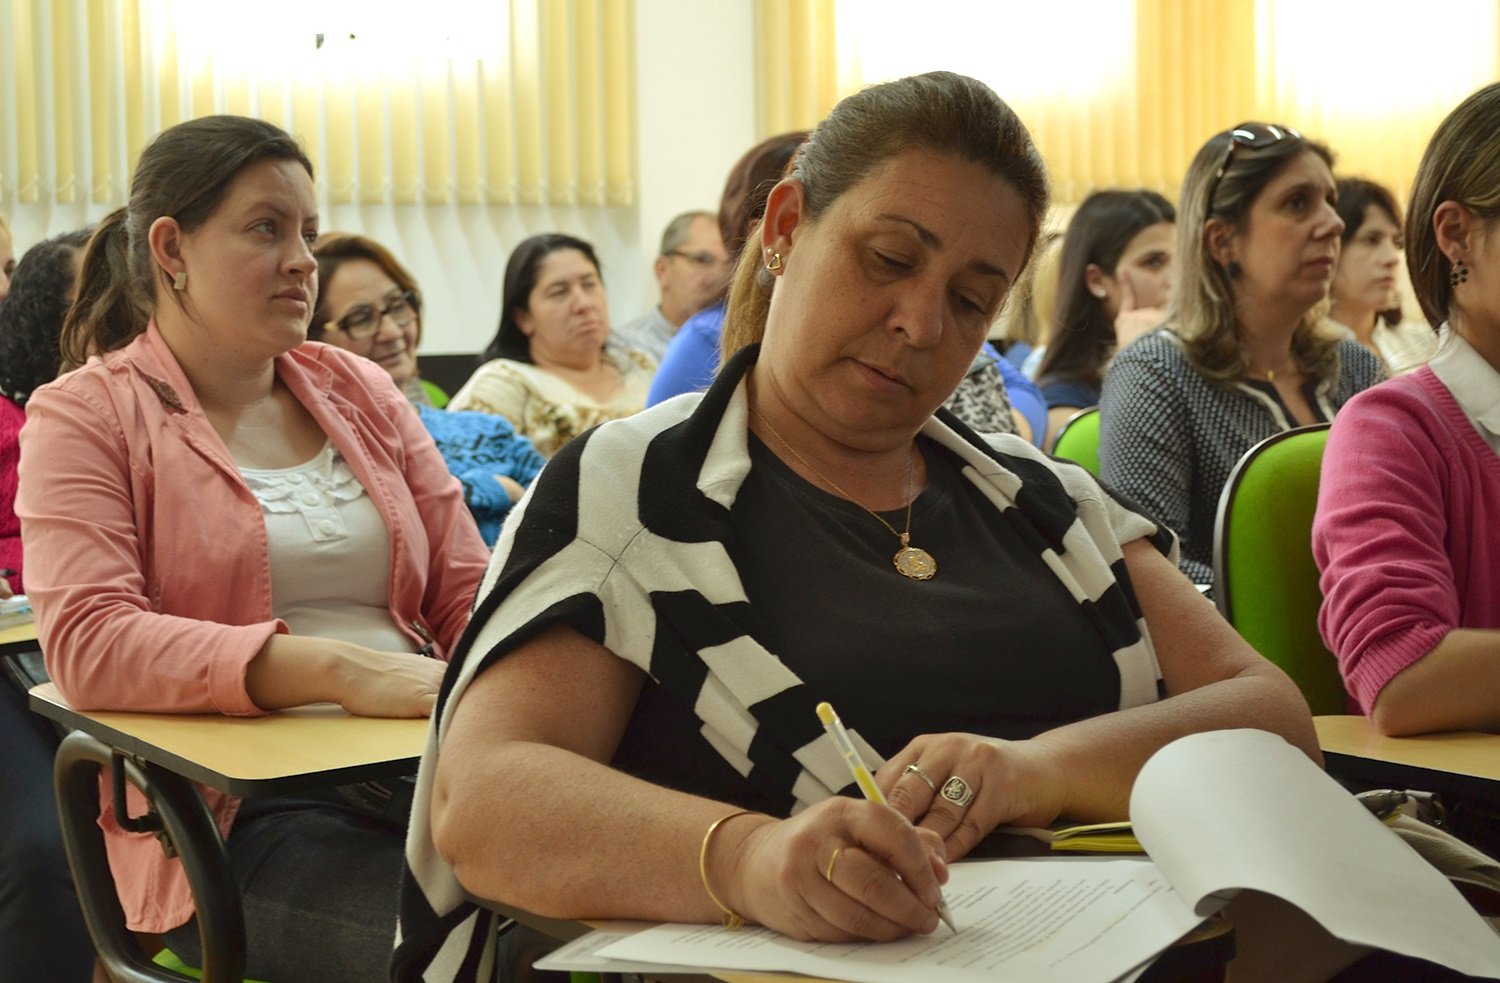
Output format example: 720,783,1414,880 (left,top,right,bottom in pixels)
16,116,488,981
1314,82,1500,737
